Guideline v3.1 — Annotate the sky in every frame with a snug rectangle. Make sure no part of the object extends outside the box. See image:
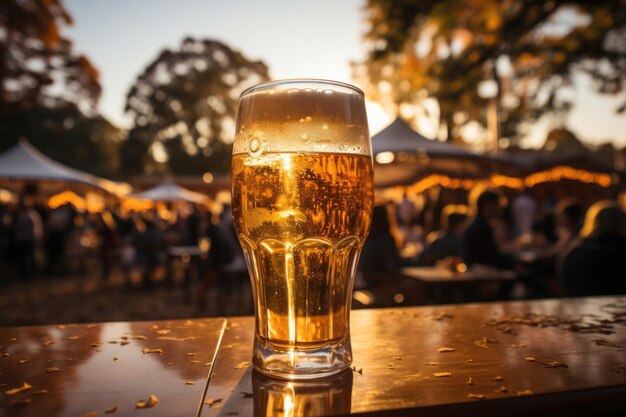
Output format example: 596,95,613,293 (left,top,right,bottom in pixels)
64,0,625,149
